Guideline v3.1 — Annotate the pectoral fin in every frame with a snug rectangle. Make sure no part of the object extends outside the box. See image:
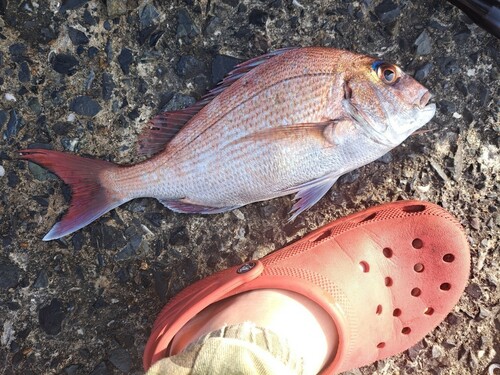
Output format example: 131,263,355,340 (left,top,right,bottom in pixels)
232,119,347,147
